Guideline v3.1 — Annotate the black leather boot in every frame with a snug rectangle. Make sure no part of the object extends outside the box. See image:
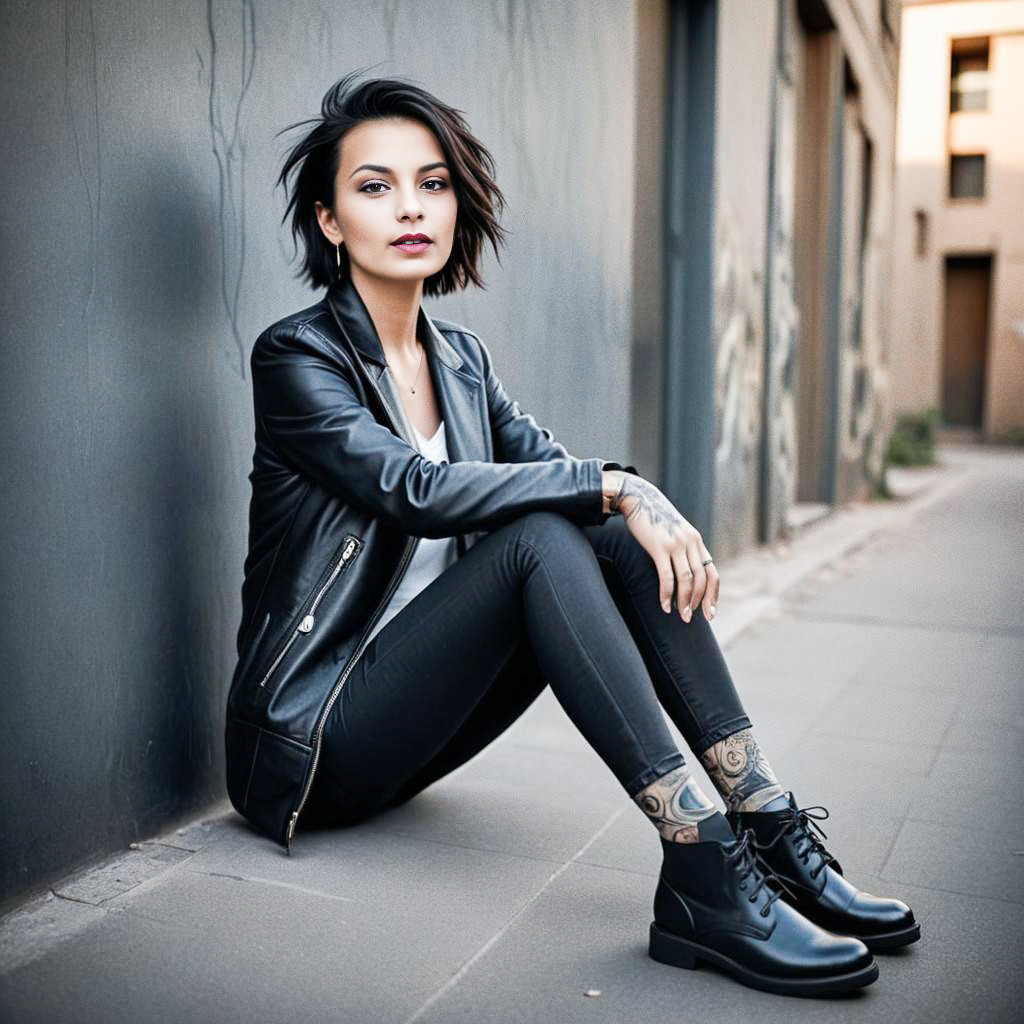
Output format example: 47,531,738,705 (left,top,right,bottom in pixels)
731,793,920,951
649,813,878,996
